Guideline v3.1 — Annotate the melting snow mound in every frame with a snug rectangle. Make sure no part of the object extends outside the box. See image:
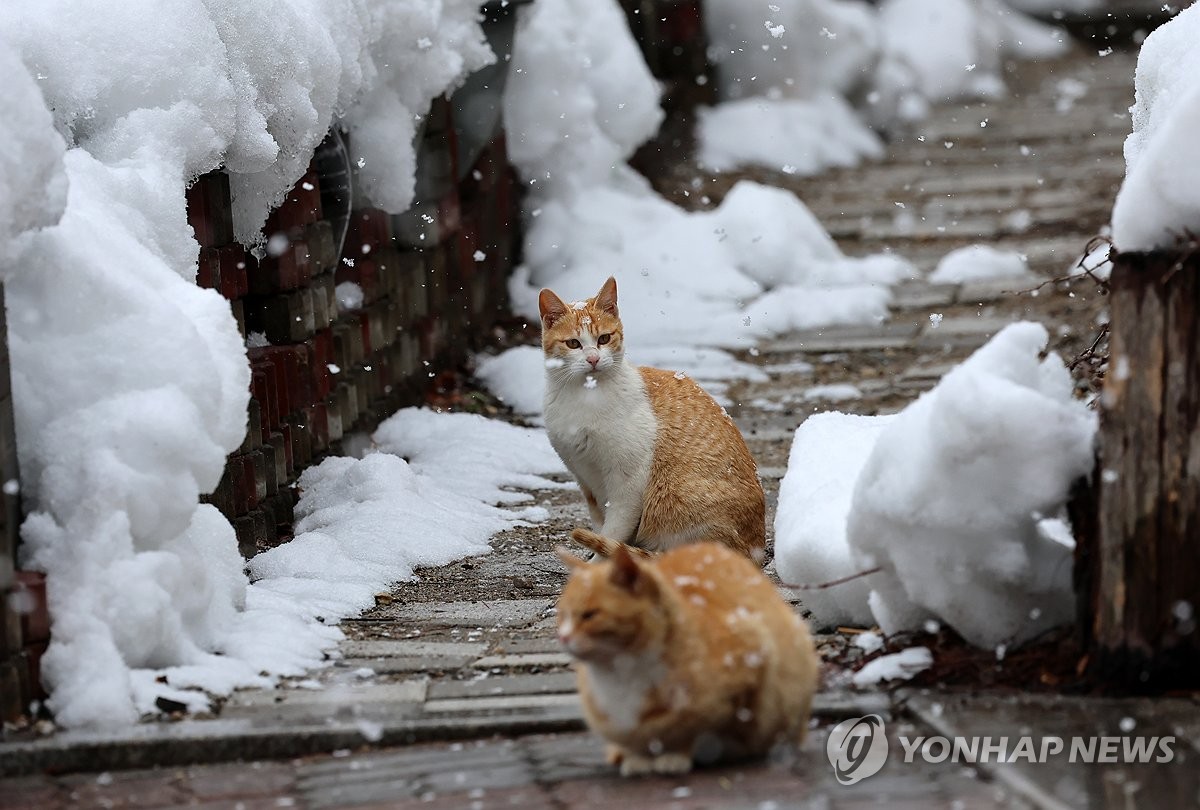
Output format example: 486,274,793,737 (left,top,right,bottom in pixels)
775,412,895,629
846,322,1096,649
